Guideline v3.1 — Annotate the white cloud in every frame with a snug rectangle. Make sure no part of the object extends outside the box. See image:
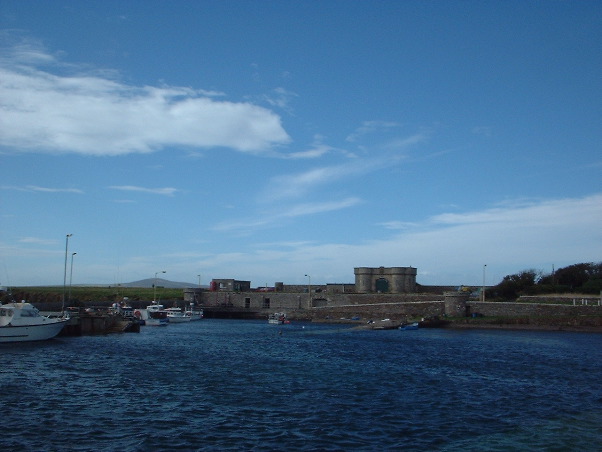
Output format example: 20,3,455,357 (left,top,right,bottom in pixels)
5,194,600,286
0,44,290,156
210,193,602,285
285,143,334,159
214,198,362,233
280,197,362,218
1,185,84,194
383,132,429,150
108,185,179,196
430,196,600,228
282,134,358,160
262,87,298,113
345,120,400,142
19,237,57,246
376,221,418,230
261,160,382,202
